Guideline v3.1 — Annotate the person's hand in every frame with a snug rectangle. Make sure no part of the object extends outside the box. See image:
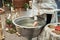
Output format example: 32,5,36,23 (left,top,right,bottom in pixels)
0,8,5,14
33,21,38,27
